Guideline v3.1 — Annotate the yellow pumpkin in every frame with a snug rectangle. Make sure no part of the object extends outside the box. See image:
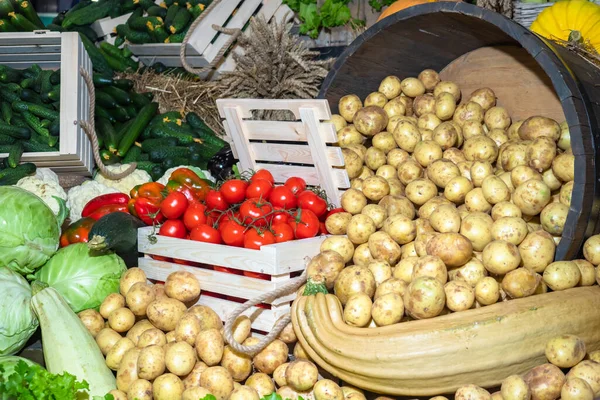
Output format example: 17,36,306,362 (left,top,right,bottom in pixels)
377,0,438,21
530,0,600,53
